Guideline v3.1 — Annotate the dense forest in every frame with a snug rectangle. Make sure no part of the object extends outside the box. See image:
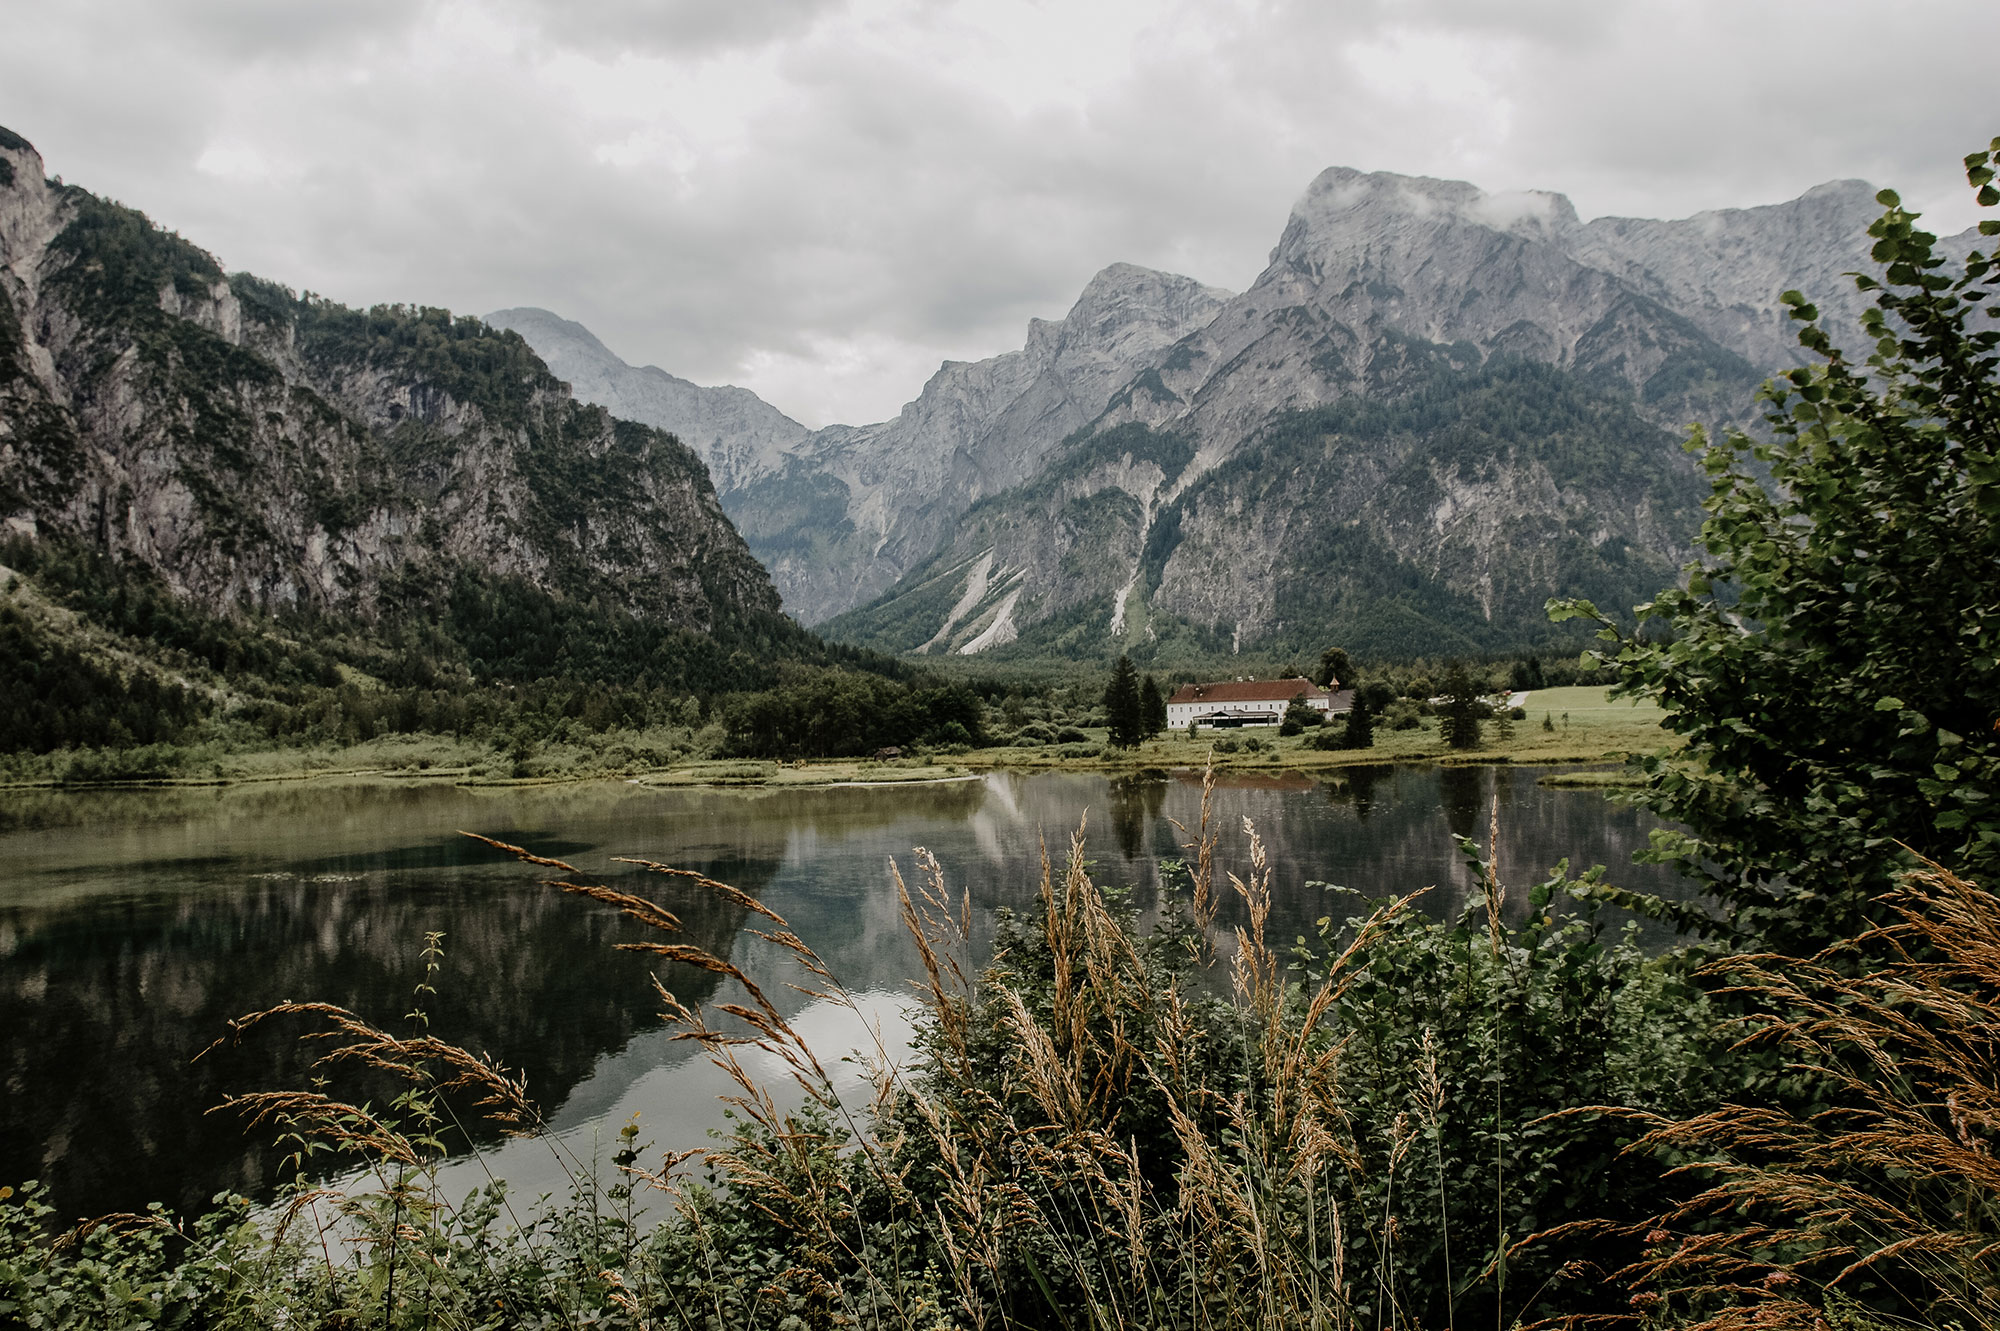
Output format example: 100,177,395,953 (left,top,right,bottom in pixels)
0,533,996,772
